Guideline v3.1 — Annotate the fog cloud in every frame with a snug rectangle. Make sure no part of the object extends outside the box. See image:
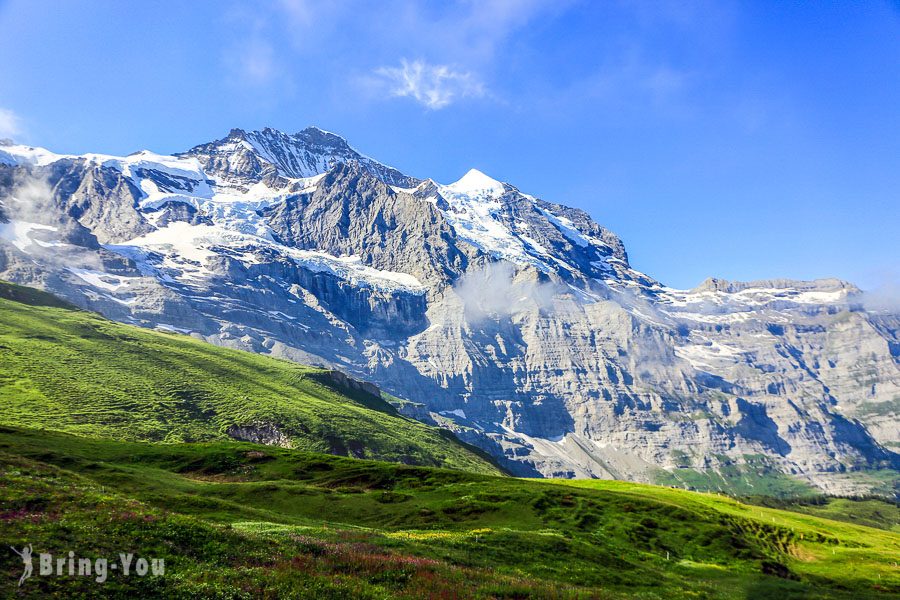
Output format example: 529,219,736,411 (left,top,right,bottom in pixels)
859,275,900,313
0,173,103,271
2,174,55,223
454,261,560,322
